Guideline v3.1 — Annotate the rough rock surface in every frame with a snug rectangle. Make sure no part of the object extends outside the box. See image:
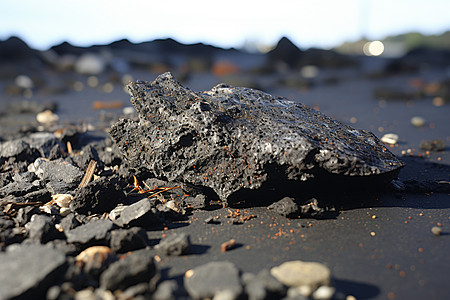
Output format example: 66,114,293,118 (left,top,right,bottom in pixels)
184,261,242,299
0,244,67,299
155,232,191,256
65,219,114,244
110,72,404,201
99,248,157,291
